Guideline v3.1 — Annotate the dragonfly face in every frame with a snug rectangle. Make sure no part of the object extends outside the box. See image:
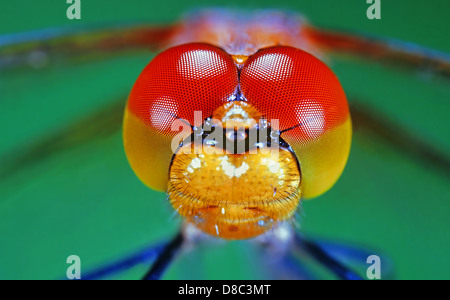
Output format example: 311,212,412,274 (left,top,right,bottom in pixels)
123,42,351,239
2,6,448,280
168,100,302,240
